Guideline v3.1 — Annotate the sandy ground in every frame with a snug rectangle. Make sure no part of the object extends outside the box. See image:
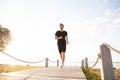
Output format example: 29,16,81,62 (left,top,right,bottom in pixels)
94,69,120,80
